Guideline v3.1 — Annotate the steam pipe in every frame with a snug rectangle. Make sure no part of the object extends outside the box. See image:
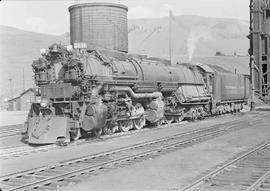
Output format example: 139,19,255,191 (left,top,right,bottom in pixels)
109,86,162,98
